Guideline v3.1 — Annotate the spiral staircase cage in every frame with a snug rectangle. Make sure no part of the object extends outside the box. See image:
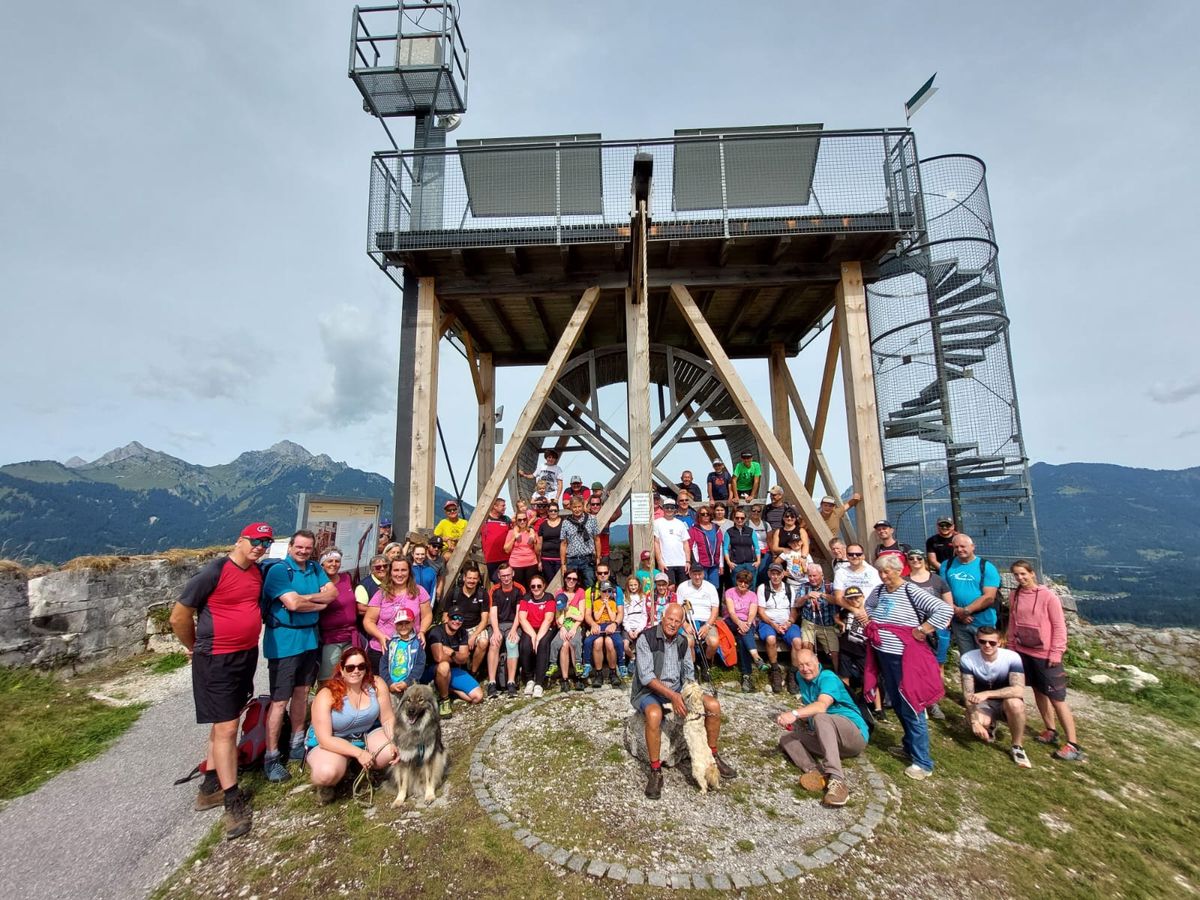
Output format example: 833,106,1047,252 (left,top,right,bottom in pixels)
867,155,1040,571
